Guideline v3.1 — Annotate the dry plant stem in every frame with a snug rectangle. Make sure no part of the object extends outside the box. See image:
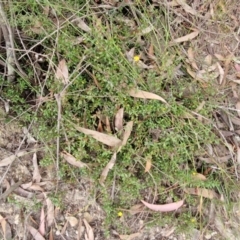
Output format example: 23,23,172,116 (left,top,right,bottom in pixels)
0,180,22,201
0,24,15,82
0,2,27,80
54,93,62,181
